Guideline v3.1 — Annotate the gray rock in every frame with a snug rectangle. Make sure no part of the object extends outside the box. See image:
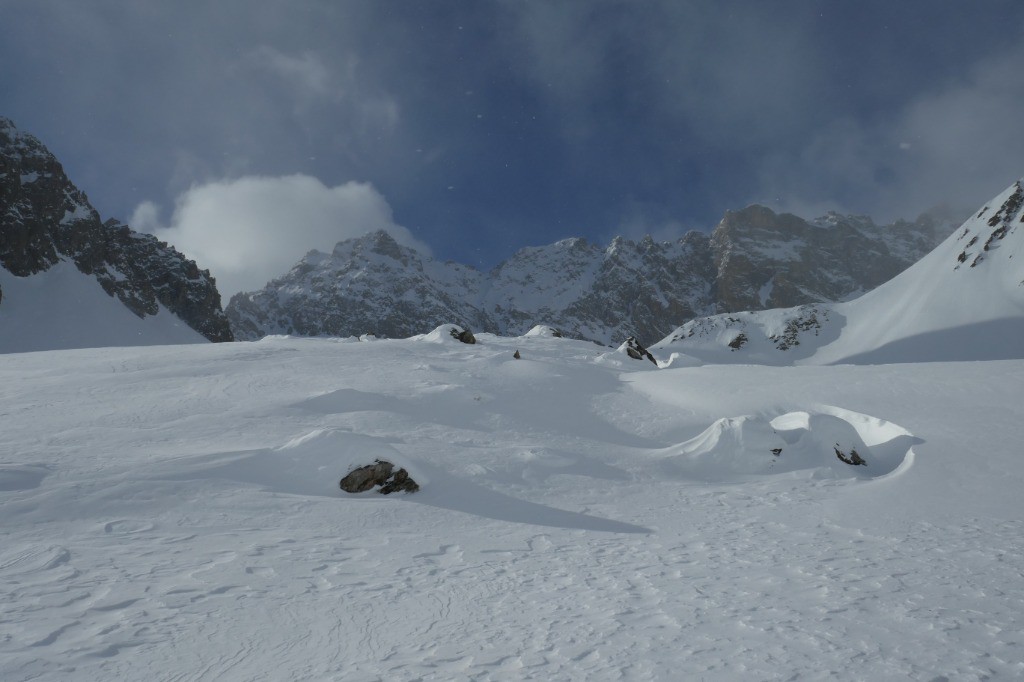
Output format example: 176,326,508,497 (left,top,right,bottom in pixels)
339,460,419,494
